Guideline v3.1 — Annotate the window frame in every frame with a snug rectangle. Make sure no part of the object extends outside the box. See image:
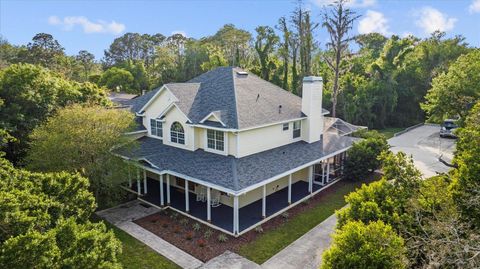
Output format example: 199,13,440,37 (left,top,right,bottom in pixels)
293,120,301,139
170,122,185,145
282,122,289,131
206,129,225,152
150,118,163,138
